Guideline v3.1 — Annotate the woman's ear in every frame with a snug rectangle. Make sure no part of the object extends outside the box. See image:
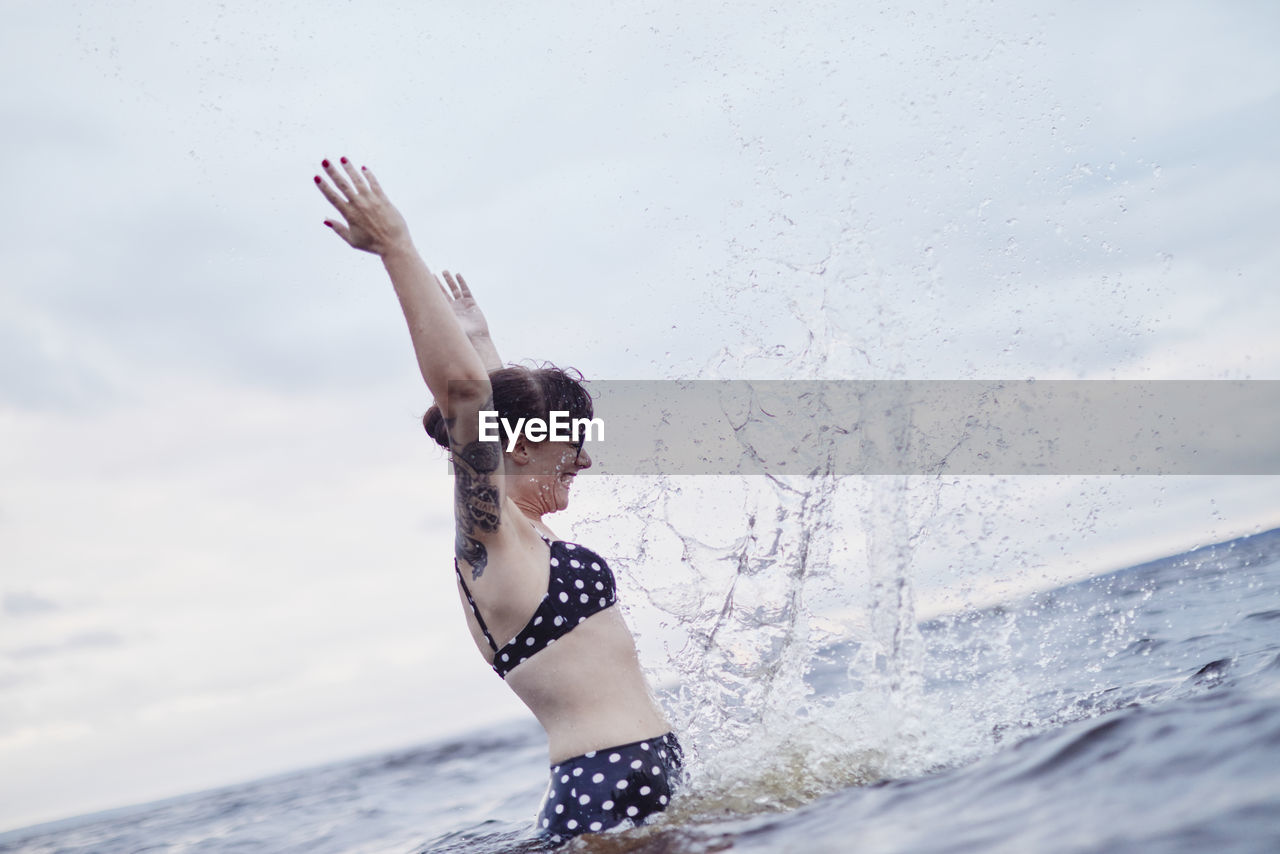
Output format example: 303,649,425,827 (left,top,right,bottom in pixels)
506,435,532,465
